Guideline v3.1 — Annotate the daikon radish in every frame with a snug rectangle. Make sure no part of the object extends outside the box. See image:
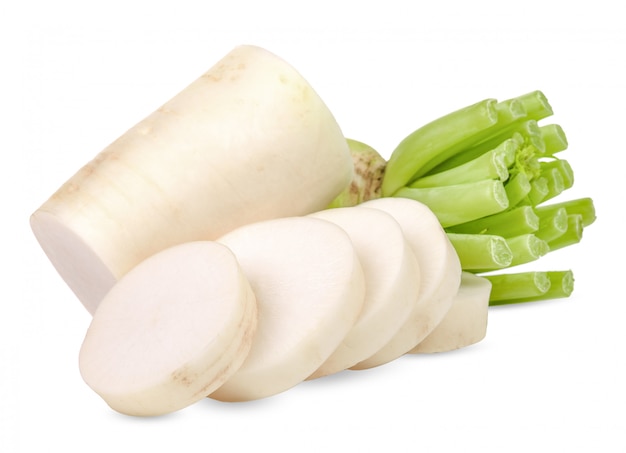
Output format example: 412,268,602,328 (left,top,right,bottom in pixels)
352,197,462,369
210,217,365,402
410,272,491,353
307,207,419,379
78,241,257,417
30,45,353,314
